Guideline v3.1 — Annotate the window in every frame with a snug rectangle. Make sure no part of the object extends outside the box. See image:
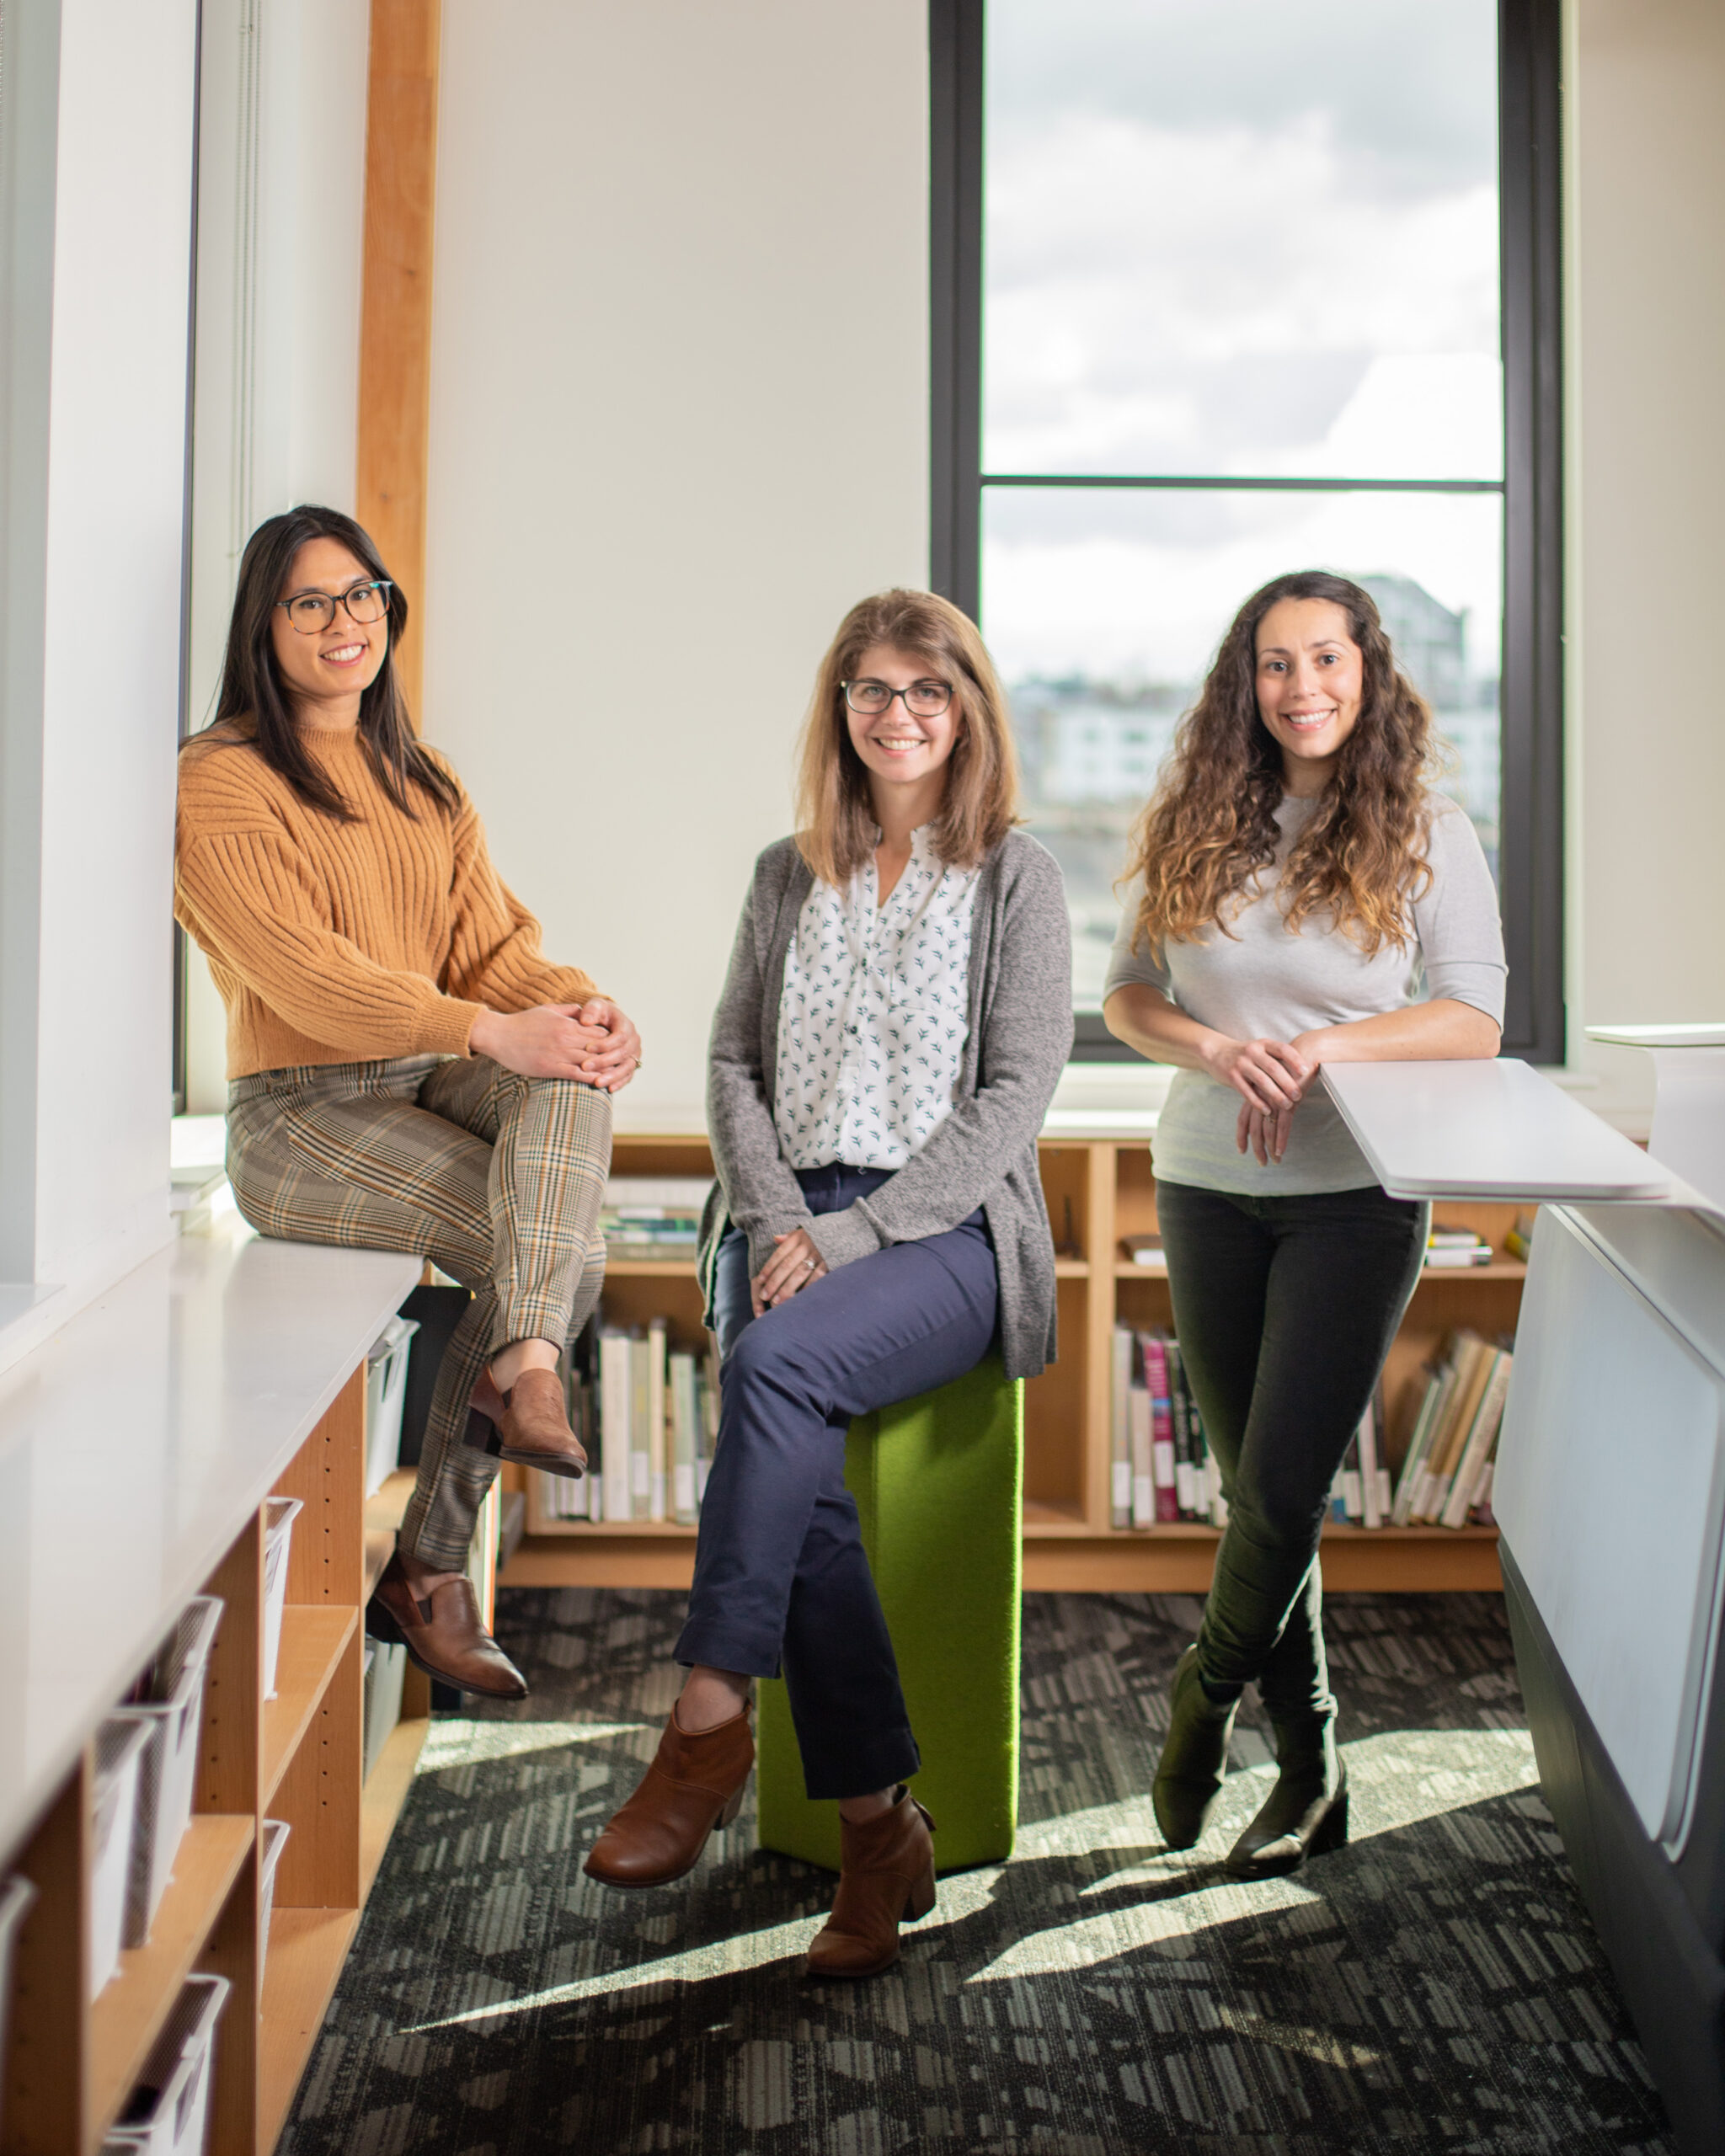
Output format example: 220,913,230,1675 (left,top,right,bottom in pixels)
932,0,1562,1060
